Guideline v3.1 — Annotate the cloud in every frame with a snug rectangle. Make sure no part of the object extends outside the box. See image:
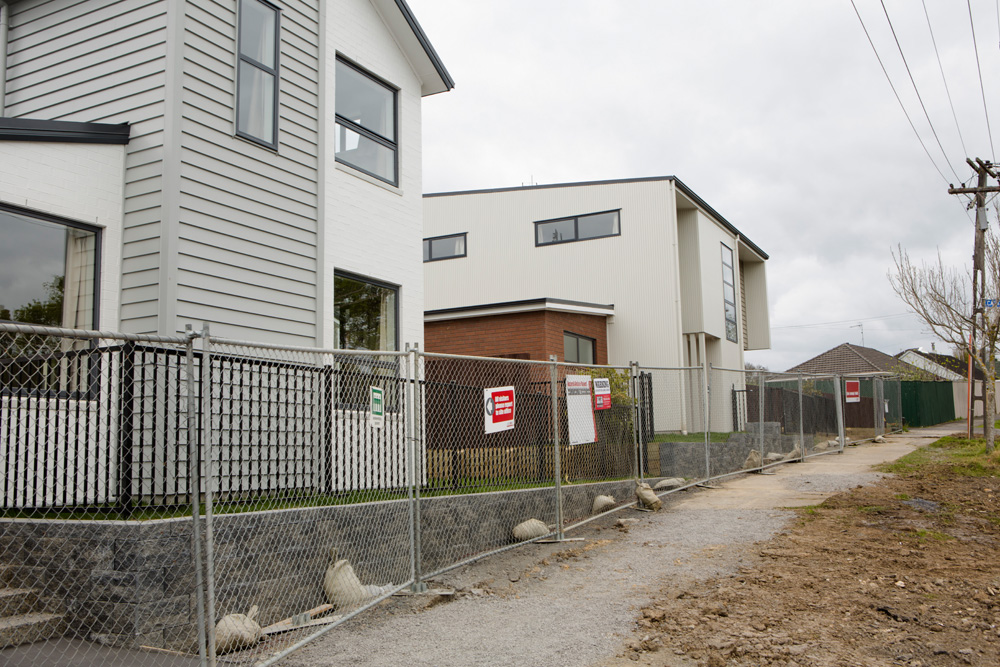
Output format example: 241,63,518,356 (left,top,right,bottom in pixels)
410,0,999,370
